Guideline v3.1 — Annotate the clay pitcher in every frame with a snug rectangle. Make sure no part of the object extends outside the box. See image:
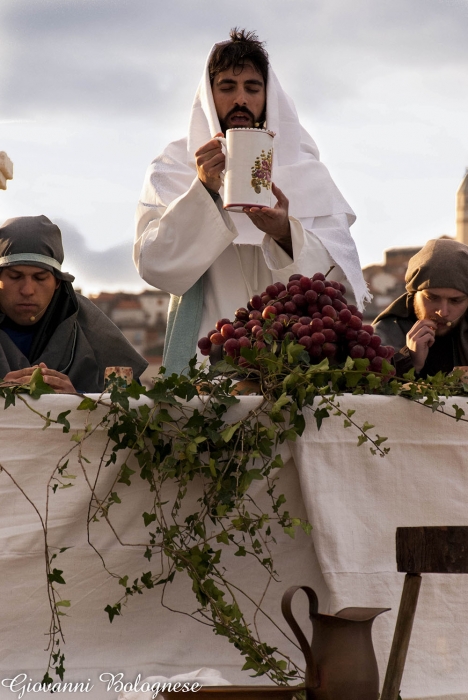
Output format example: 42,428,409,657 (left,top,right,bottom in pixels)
282,586,389,700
